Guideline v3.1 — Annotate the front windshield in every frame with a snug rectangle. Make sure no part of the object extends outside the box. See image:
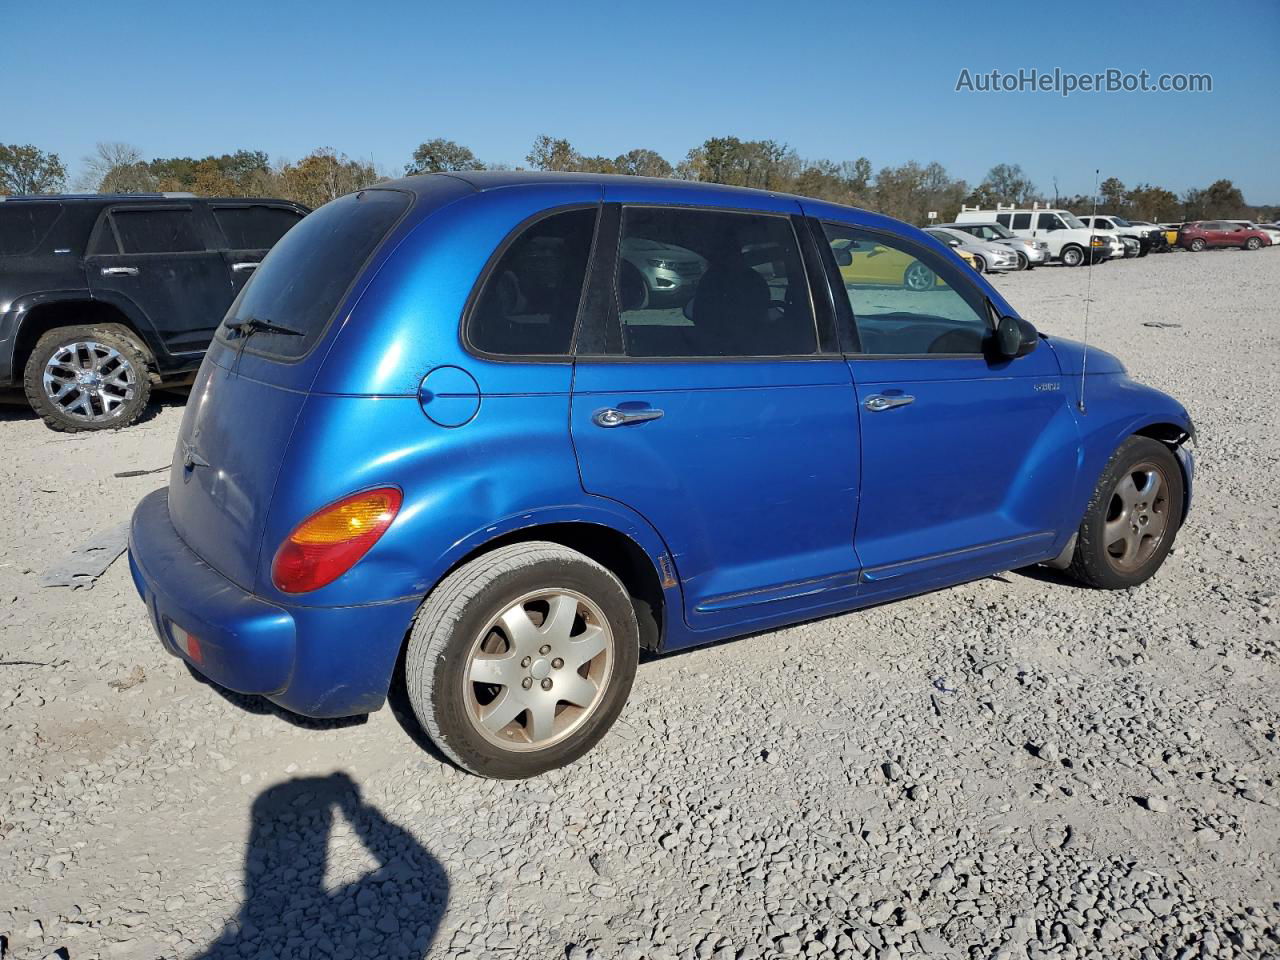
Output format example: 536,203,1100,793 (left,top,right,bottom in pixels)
984,223,1016,239
1111,217,1131,227
1061,212,1086,229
